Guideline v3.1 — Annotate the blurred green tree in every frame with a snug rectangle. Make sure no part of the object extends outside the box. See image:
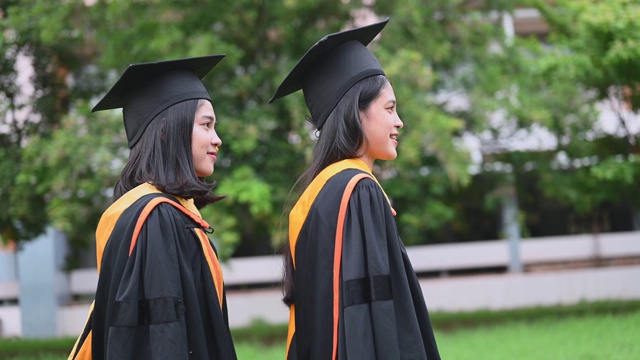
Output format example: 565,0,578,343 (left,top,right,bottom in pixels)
1,0,102,255
520,0,640,233
1,0,478,263
3,0,637,267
